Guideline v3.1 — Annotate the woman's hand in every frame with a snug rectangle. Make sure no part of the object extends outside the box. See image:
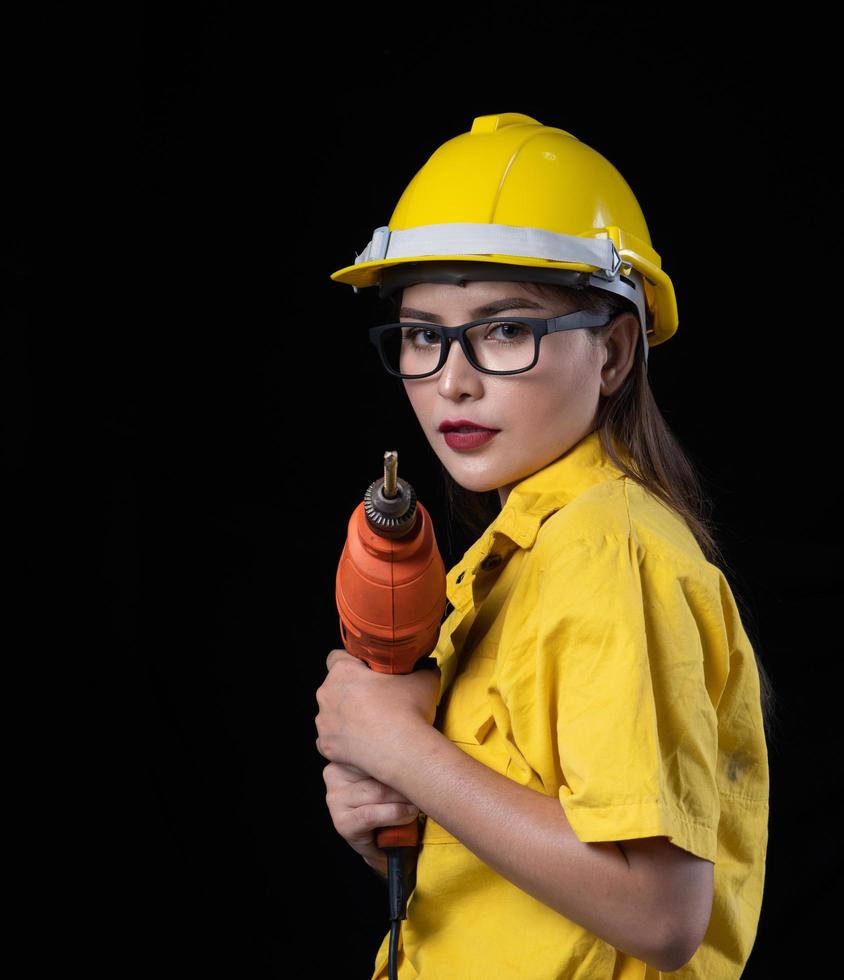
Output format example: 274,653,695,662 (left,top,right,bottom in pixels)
322,761,419,877
315,648,441,785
